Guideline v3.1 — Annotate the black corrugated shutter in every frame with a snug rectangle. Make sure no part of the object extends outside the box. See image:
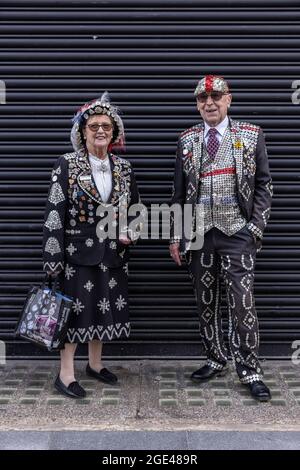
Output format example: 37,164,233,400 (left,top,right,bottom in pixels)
0,0,299,359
